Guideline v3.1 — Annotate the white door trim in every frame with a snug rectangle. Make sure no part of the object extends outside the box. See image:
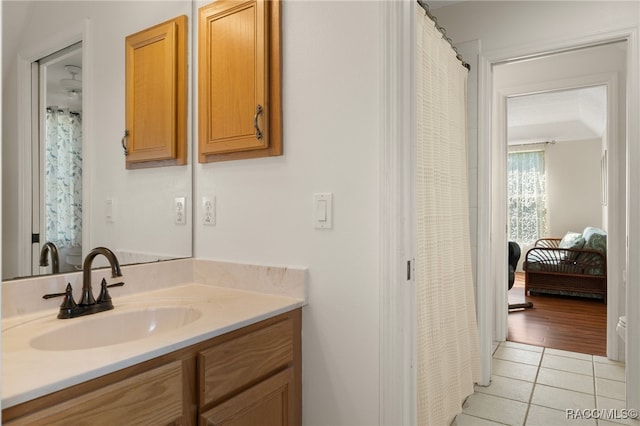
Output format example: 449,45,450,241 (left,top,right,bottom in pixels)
477,27,640,408
379,1,416,424
624,26,640,413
